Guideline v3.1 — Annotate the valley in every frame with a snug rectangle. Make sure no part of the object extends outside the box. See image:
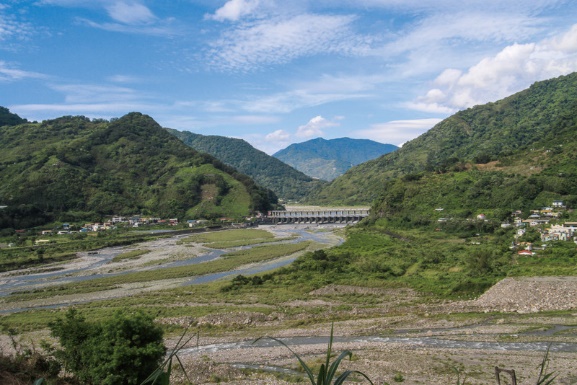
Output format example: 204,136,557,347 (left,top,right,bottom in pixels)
3,72,577,384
